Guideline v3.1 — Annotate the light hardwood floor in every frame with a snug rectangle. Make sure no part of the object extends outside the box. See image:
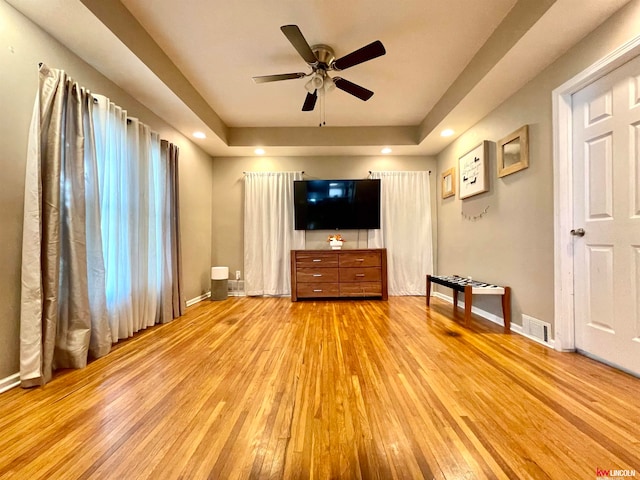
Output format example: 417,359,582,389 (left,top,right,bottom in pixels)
0,296,638,479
